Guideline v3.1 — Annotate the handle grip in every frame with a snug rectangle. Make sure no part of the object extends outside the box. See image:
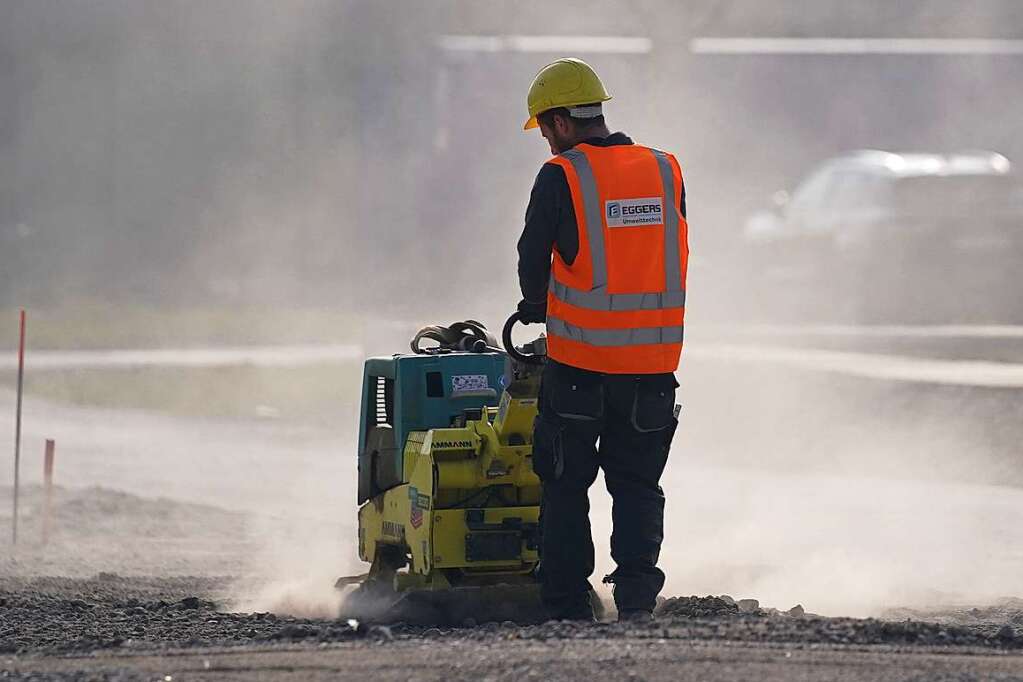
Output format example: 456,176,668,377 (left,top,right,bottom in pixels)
502,311,544,365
